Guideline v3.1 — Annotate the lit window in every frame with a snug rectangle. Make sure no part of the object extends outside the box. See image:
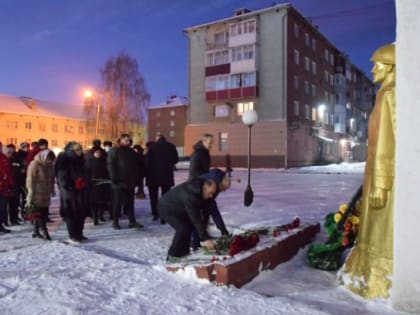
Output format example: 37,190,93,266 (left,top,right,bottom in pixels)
52,123,58,132
237,101,254,115
170,120,175,127
312,107,317,121
169,130,175,138
25,122,32,129
156,111,160,117
170,110,175,116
